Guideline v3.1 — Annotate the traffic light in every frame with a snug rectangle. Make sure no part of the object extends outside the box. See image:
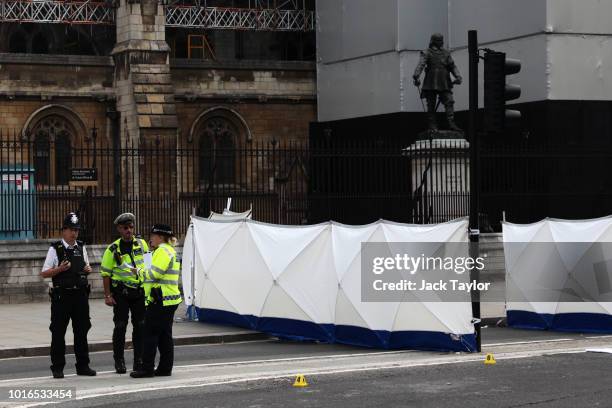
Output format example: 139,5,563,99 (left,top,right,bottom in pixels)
484,51,521,133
